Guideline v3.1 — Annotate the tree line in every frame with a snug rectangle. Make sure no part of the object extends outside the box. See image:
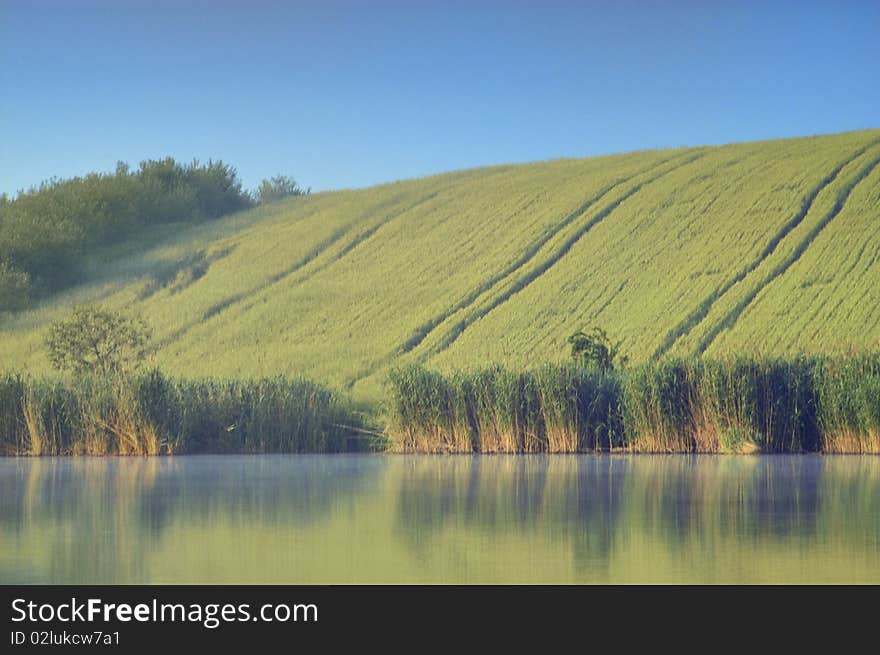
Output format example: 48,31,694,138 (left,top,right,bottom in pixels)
0,159,306,309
